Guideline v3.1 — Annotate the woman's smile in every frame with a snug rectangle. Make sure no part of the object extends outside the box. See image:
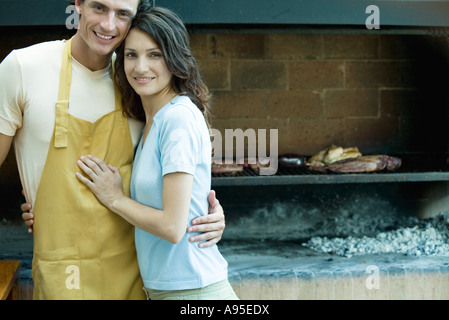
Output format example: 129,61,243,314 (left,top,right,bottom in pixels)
133,76,155,84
